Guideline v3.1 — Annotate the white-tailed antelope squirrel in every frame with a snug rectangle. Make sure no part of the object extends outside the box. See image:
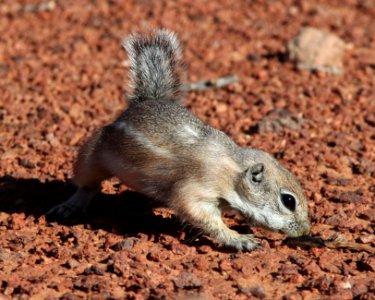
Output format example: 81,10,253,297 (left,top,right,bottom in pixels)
47,30,311,251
